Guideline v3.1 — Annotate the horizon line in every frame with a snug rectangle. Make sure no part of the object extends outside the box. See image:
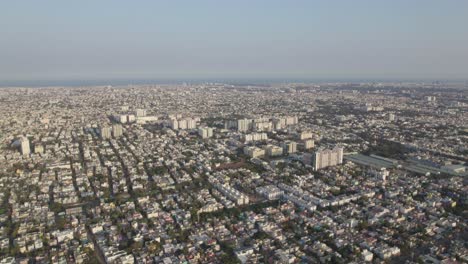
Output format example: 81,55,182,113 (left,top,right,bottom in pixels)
1,76,467,88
